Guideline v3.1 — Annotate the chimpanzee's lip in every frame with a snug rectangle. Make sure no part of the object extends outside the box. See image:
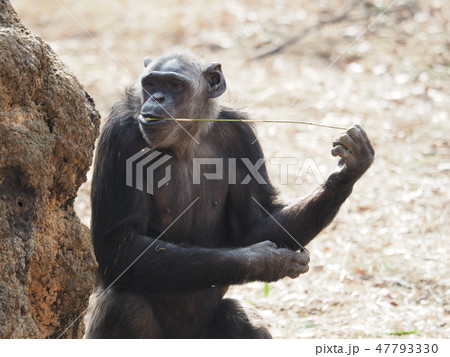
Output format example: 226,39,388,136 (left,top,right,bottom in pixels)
138,115,166,126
